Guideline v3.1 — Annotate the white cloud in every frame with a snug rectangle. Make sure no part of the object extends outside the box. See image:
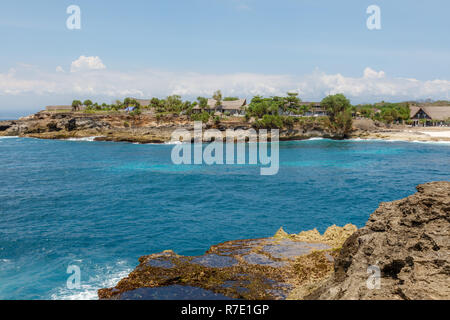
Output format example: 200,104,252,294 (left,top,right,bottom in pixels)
363,67,385,79
70,56,106,73
56,66,65,73
0,64,449,104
